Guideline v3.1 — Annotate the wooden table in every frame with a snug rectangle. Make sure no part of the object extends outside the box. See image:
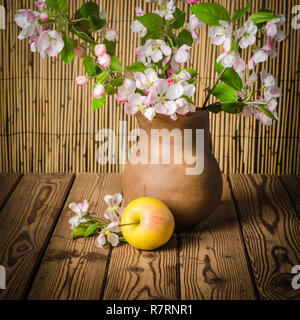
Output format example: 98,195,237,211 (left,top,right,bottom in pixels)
0,174,299,300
